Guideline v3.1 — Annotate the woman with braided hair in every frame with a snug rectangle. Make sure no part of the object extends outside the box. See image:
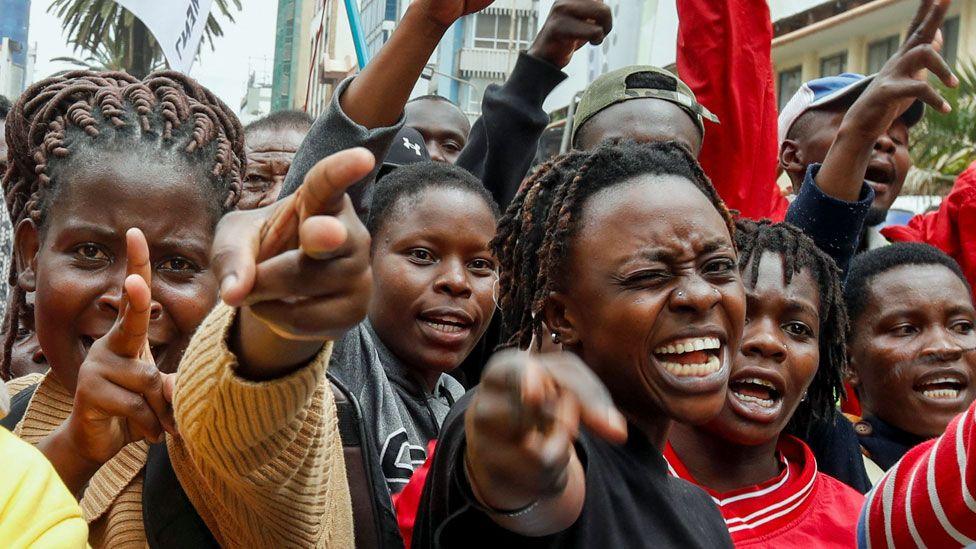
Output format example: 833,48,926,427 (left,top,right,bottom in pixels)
1,71,242,382
665,220,865,547
0,69,371,547
413,140,743,548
